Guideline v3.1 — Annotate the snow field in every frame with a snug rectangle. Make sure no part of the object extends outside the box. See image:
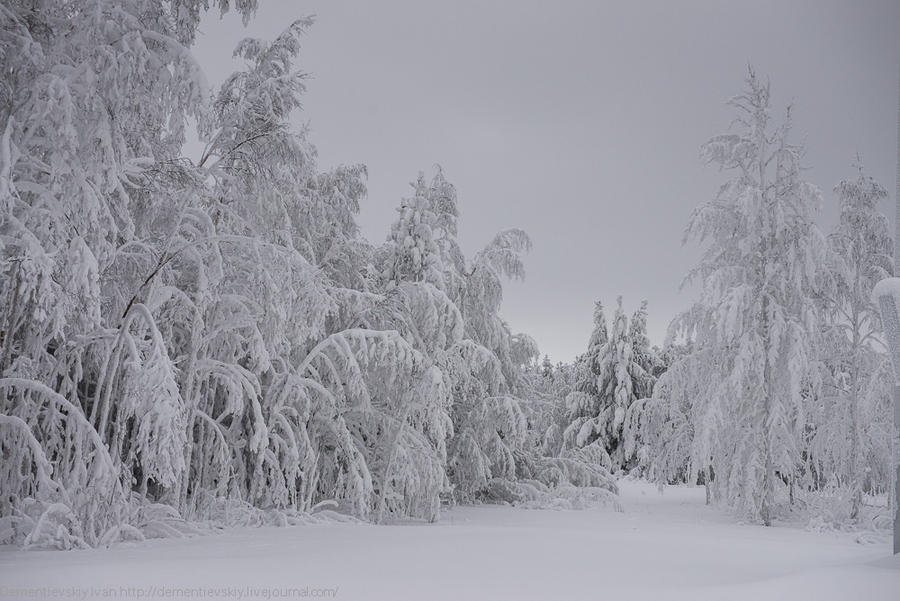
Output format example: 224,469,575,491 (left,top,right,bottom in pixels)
1,480,896,601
